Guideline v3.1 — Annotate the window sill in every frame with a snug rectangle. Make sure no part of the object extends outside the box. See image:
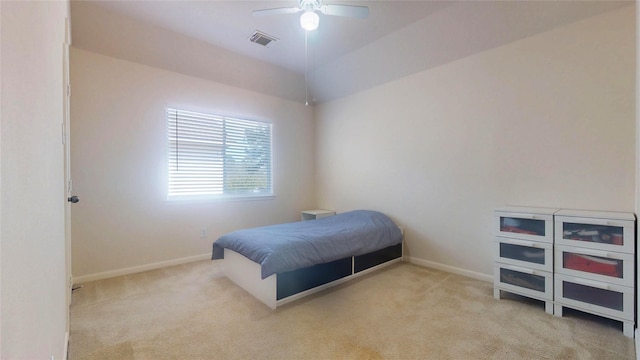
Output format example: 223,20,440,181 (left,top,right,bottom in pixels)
165,194,276,204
